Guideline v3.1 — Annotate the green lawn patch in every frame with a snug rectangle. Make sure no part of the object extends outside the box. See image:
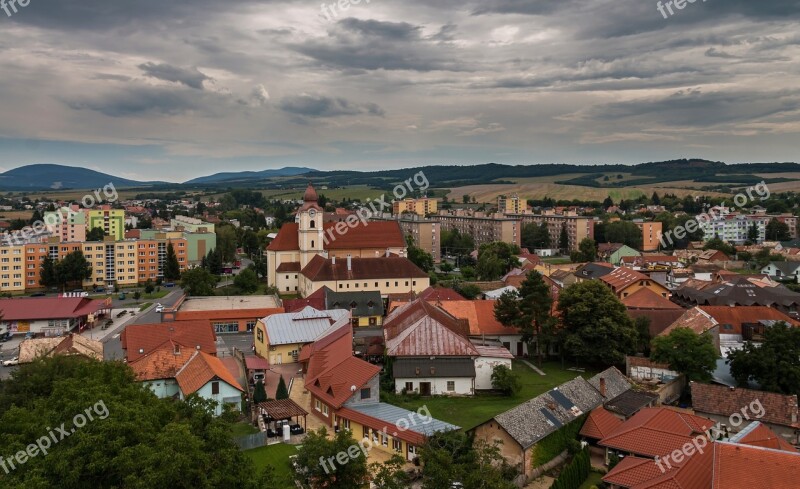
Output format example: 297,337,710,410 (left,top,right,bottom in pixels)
138,302,152,311
383,361,598,430
245,443,298,489
579,471,604,489
542,257,573,265
230,422,260,437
